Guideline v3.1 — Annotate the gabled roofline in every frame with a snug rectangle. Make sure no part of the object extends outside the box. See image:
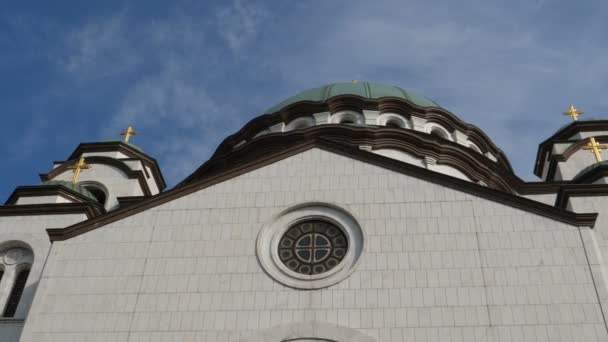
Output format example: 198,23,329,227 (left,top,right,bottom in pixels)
47,136,597,242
